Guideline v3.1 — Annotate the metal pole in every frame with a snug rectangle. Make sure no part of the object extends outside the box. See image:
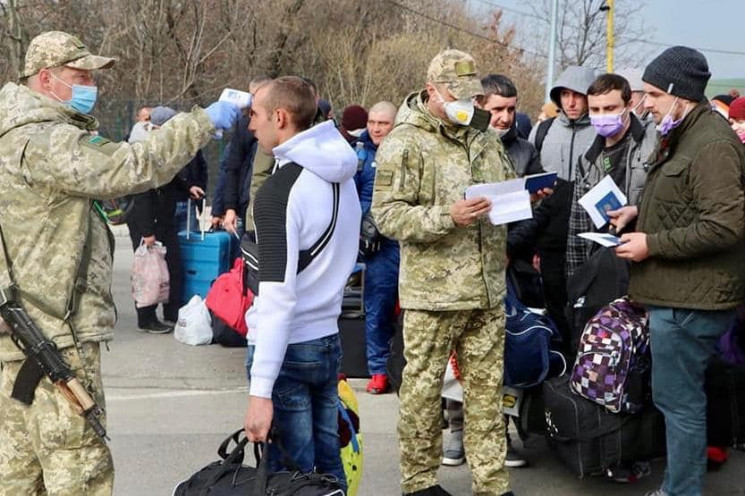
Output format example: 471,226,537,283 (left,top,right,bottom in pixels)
606,0,615,72
545,0,559,102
